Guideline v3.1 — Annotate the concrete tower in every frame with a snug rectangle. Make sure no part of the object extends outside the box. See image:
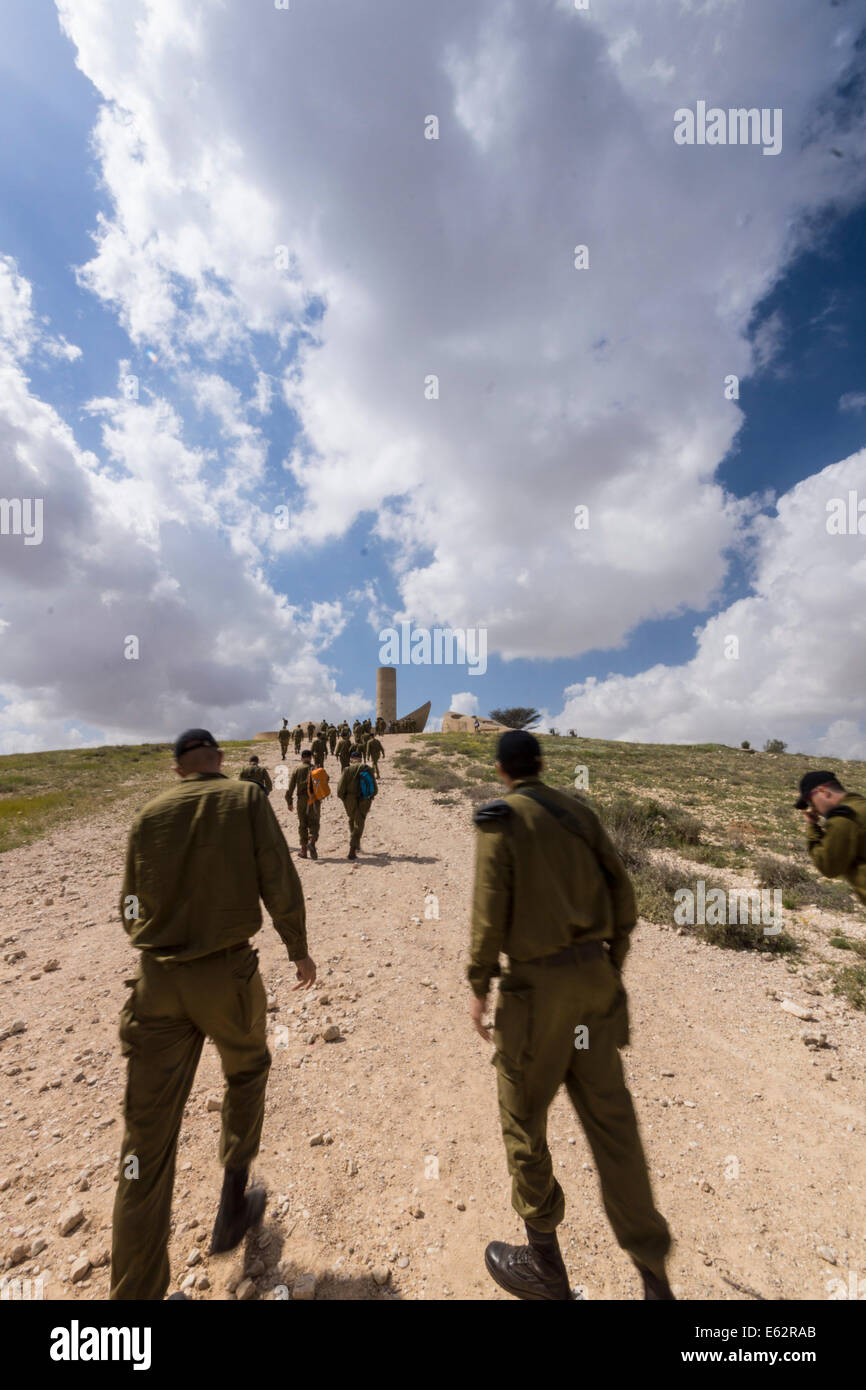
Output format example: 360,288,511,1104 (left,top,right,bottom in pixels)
376,666,397,725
